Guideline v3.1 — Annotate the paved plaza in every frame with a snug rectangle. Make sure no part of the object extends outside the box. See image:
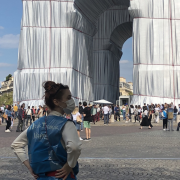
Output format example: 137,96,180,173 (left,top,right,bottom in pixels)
0,120,180,180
